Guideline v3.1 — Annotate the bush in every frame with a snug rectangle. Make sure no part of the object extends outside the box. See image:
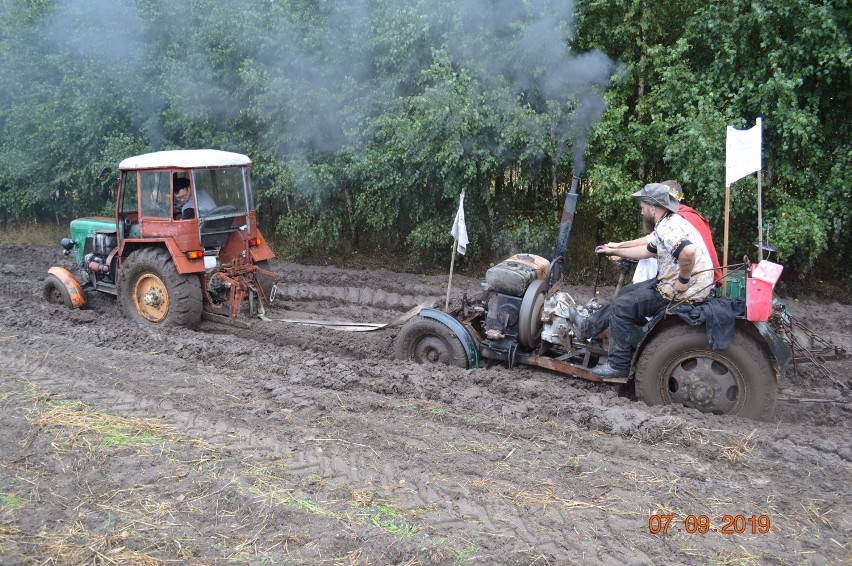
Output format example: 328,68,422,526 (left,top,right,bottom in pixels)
492,217,556,260
276,211,343,261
